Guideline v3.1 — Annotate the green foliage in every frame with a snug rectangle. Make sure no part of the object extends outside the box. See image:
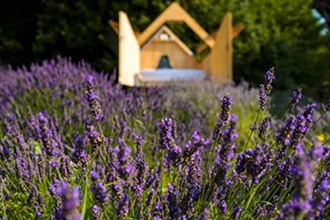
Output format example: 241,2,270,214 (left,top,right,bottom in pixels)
230,0,330,101
33,0,117,72
0,1,41,66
